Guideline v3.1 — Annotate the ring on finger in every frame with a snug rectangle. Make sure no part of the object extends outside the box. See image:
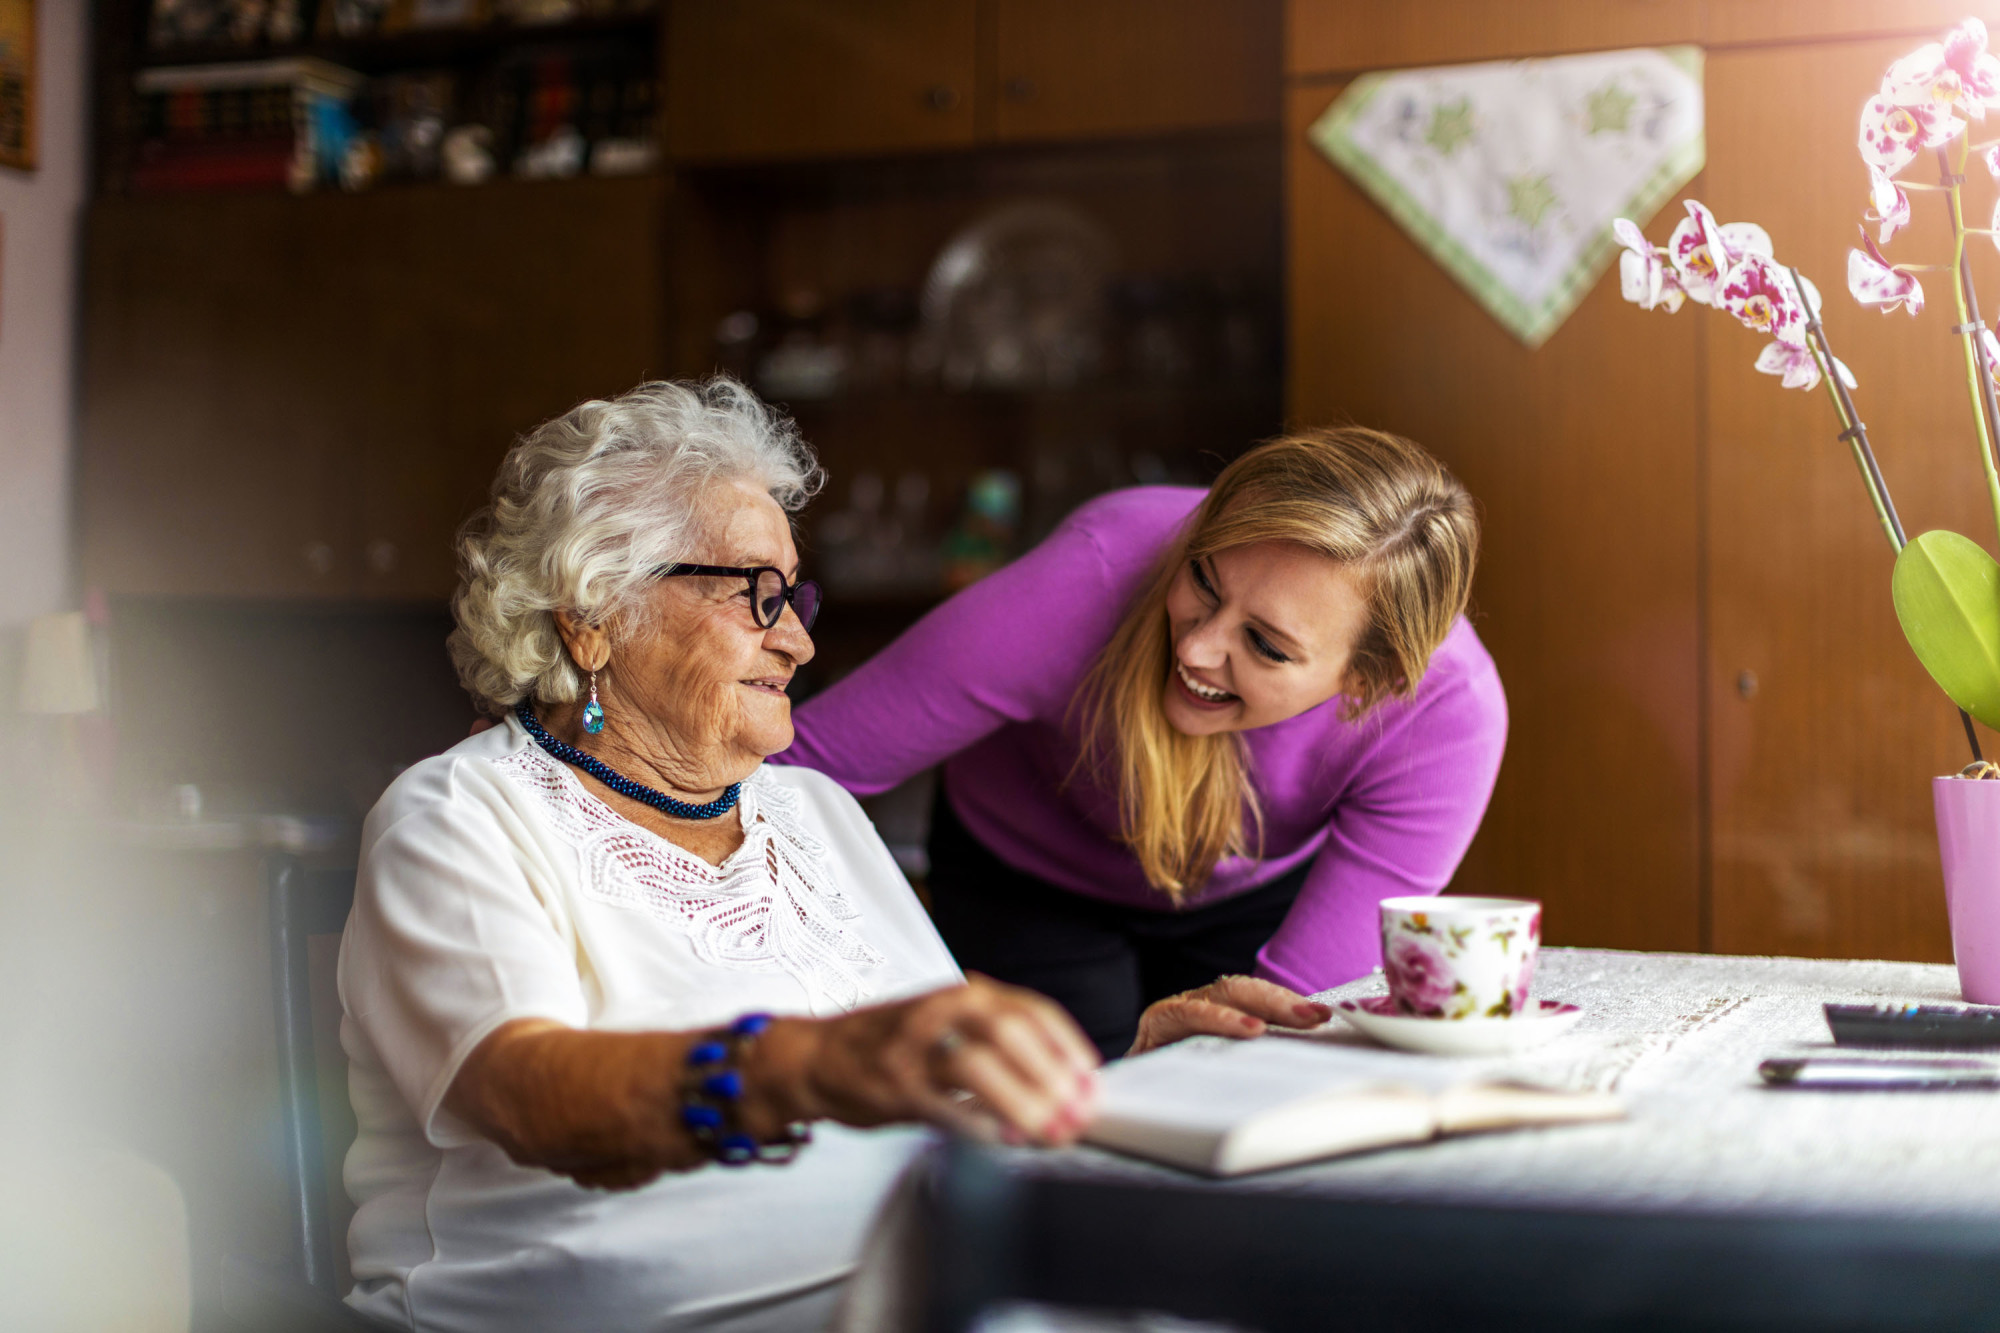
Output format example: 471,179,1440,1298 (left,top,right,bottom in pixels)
932,1028,966,1060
